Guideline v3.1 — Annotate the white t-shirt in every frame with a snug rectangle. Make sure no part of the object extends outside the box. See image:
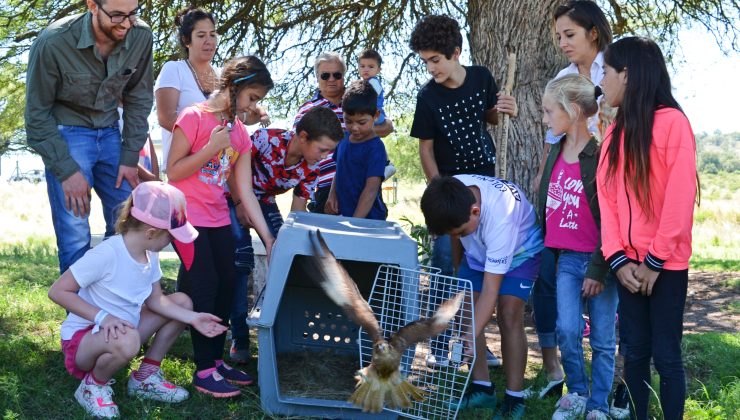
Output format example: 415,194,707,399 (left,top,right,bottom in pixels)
455,174,543,275
155,60,219,170
546,51,605,143
60,235,162,340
